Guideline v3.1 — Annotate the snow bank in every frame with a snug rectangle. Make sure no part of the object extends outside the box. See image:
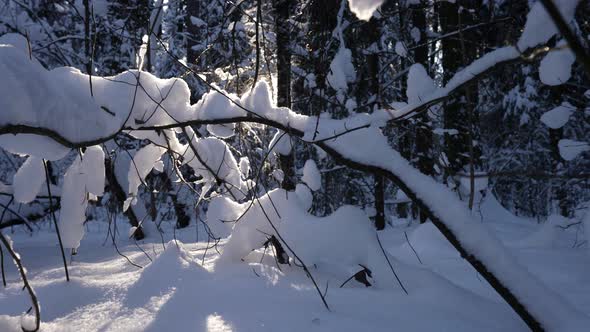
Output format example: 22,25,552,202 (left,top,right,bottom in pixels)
126,241,208,308
290,98,590,329
478,193,521,224
513,215,566,249
404,222,459,259
218,189,373,274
